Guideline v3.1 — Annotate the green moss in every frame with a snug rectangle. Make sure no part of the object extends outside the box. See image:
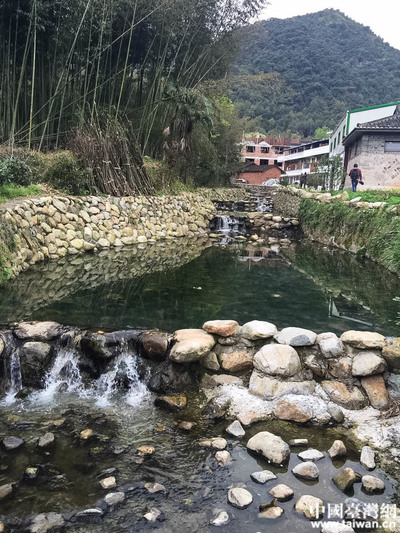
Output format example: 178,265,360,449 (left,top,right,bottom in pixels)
0,216,16,284
299,198,400,274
